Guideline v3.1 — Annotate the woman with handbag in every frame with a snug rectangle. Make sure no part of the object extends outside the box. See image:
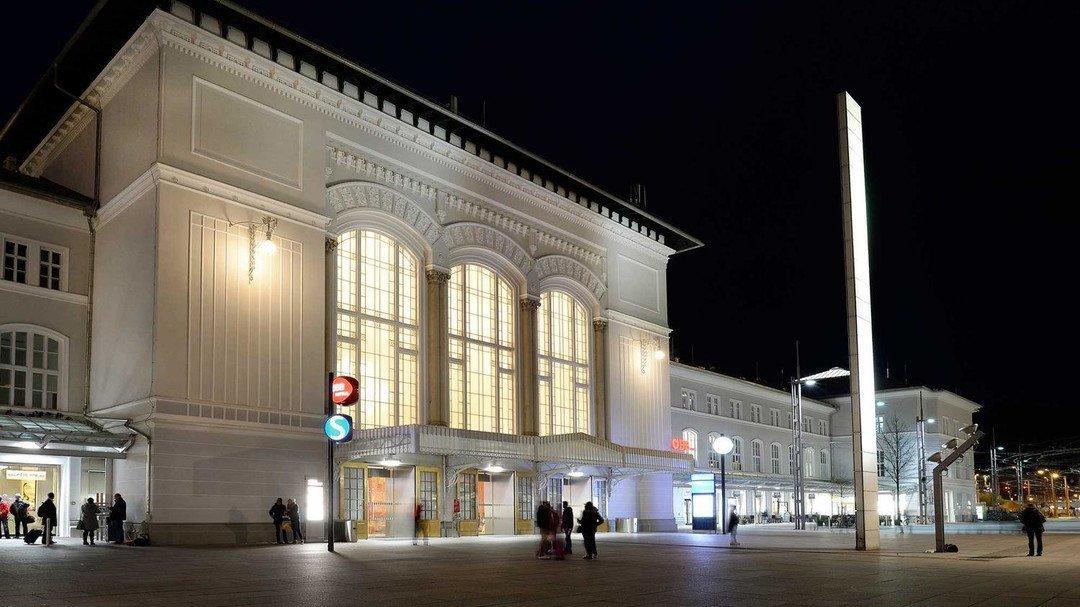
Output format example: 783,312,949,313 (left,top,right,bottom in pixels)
577,501,604,560
79,497,101,545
